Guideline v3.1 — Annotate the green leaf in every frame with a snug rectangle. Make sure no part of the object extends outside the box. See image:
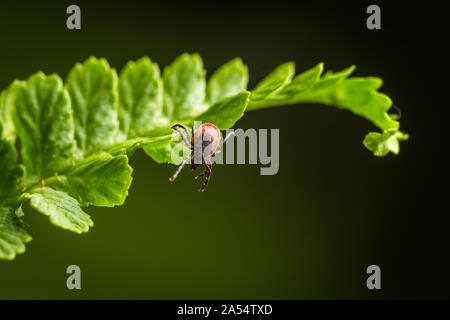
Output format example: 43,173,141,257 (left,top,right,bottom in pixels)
251,62,295,101
321,65,356,80
247,63,405,155
248,64,397,130
0,89,16,142
28,188,93,234
0,125,24,204
10,73,76,179
107,134,173,156
363,129,409,156
0,55,409,261
162,53,206,120
143,132,191,165
247,62,324,109
197,91,250,130
294,76,398,130
279,62,323,94
206,58,248,105
46,153,133,207
118,57,168,139
66,57,119,155
0,207,32,260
